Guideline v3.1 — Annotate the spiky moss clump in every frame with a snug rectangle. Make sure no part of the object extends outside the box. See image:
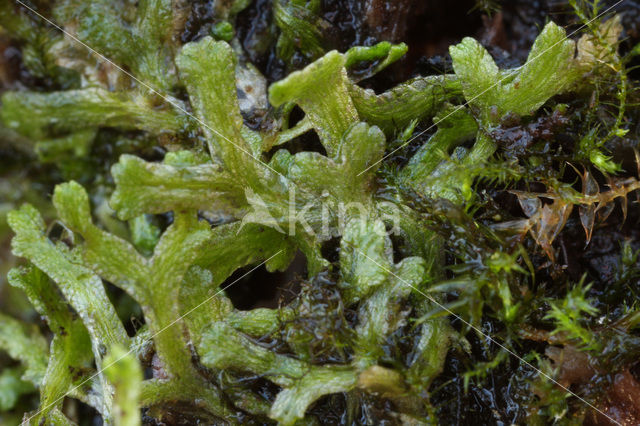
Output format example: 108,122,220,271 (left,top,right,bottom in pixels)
0,0,639,424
